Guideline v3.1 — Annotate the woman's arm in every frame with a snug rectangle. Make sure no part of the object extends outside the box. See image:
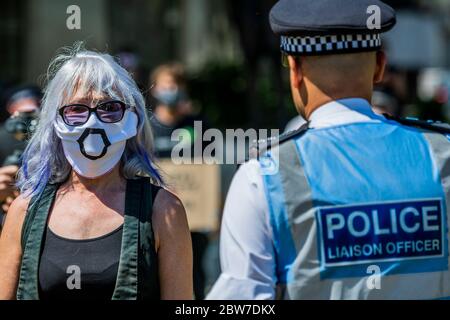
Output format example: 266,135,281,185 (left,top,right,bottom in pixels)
0,195,30,299
153,189,193,300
